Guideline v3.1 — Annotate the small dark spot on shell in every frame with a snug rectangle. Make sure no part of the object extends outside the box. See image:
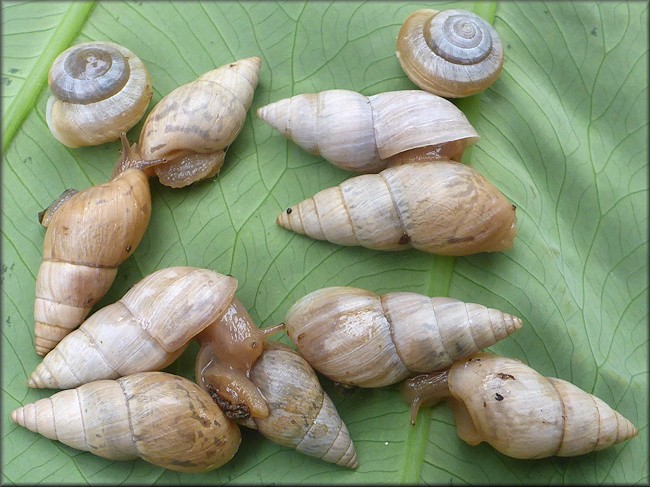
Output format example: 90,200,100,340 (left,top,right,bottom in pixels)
512,204,517,210
398,234,410,245
495,392,504,401
229,63,235,67
483,401,487,408
496,373,515,380
296,332,305,342
126,245,132,252
286,207,292,214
